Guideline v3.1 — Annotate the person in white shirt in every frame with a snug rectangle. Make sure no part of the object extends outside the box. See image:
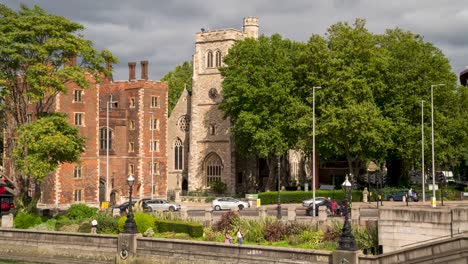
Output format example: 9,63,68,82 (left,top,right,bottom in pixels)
237,228,243,245
91,219,98,234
